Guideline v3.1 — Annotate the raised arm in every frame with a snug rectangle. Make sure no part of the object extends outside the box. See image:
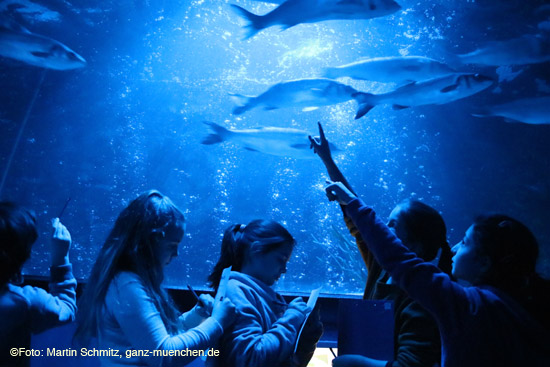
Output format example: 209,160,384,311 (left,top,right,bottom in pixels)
324,181,469,320
27,218,77,334
309,122,356,196
310,124,376,276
